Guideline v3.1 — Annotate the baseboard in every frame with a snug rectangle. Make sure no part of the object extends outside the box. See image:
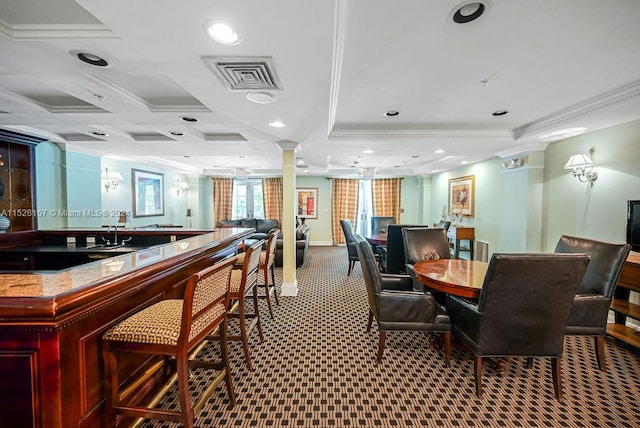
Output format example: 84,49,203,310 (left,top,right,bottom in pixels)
281,280,298,296
310,241,333,246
